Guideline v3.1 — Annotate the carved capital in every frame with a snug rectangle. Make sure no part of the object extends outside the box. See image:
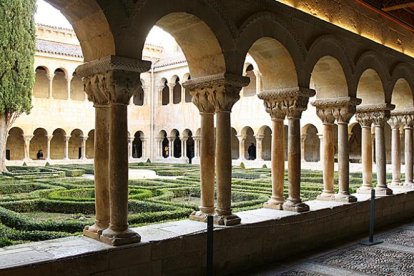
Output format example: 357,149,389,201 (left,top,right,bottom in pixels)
76,56,150,106
258,87,315,119
391,109,414,128
312,97,361,124
356,104,394,128
183,73,250,113
388,116,402,129
190,90,215,113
